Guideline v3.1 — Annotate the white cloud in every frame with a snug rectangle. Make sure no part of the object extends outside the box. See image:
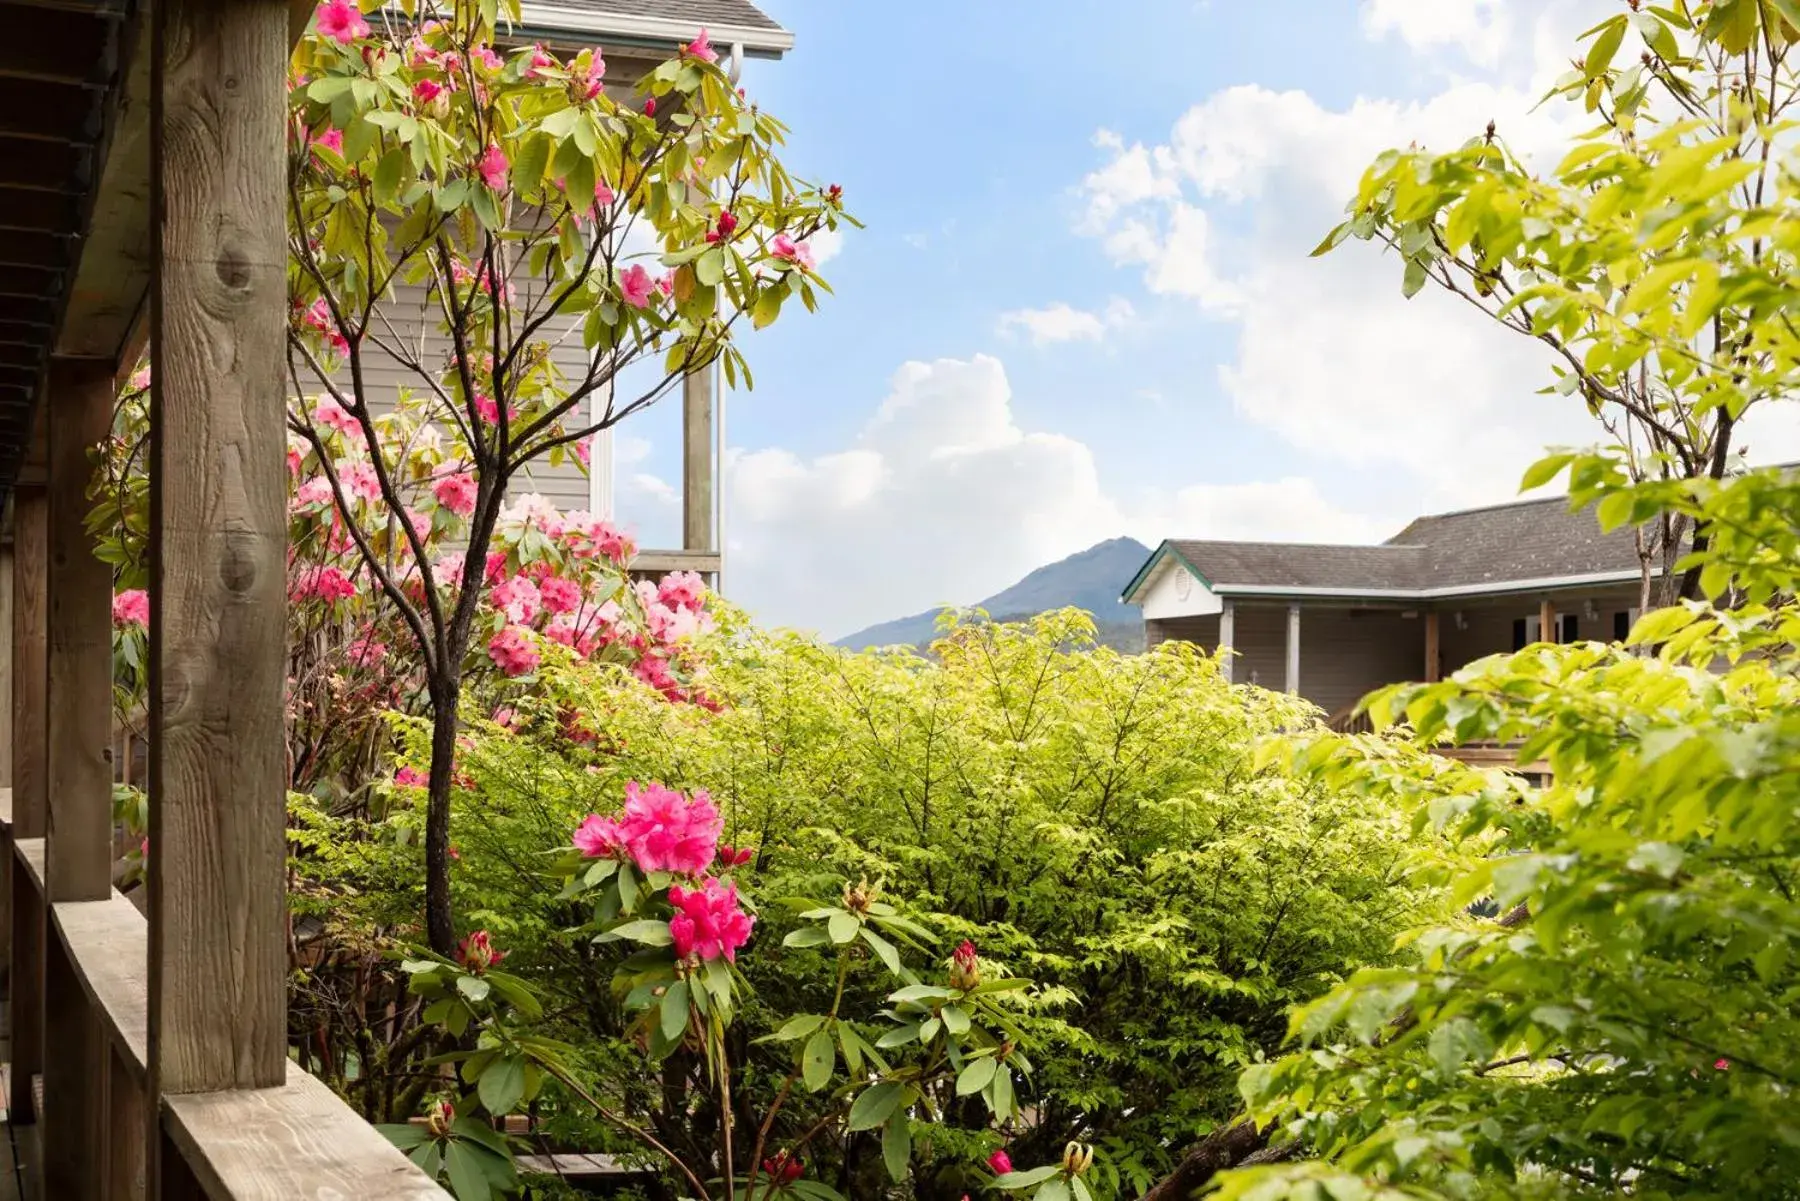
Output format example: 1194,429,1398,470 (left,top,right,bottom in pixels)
1360,0,1513,68
809,225,843,267
1074,3,1624,506
997,297,1135,345
720,355,1386,635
